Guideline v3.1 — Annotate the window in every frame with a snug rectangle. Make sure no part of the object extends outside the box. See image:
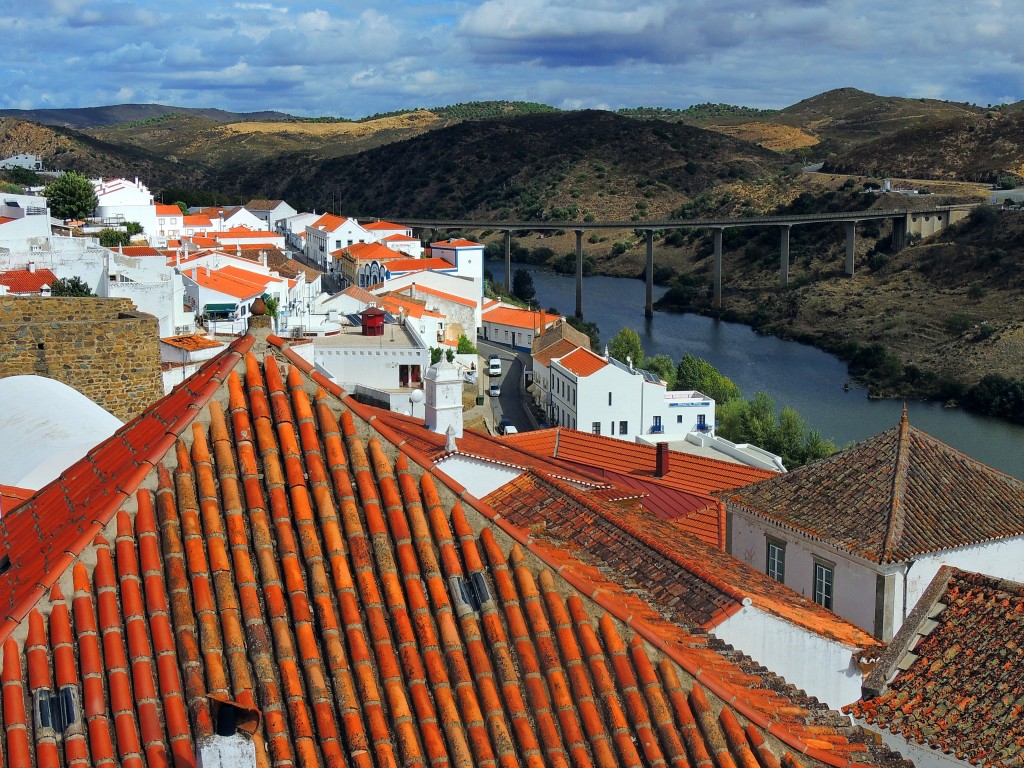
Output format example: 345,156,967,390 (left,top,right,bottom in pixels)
610,422,616,435
813,561,834,609
608,392,612,406
677,415,683,423
592,422,601,435
619,420,628,435
766,538,785,582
